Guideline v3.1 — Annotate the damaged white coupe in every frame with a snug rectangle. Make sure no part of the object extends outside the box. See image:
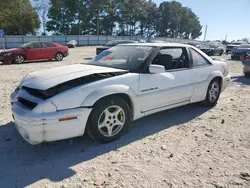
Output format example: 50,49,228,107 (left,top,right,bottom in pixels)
11,43,230,145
